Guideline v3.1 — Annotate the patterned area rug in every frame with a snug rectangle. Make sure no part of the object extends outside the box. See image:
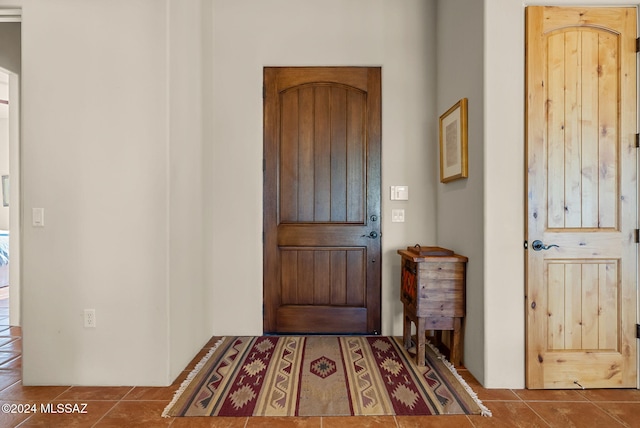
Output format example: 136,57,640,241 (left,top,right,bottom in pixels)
163,336,490,417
